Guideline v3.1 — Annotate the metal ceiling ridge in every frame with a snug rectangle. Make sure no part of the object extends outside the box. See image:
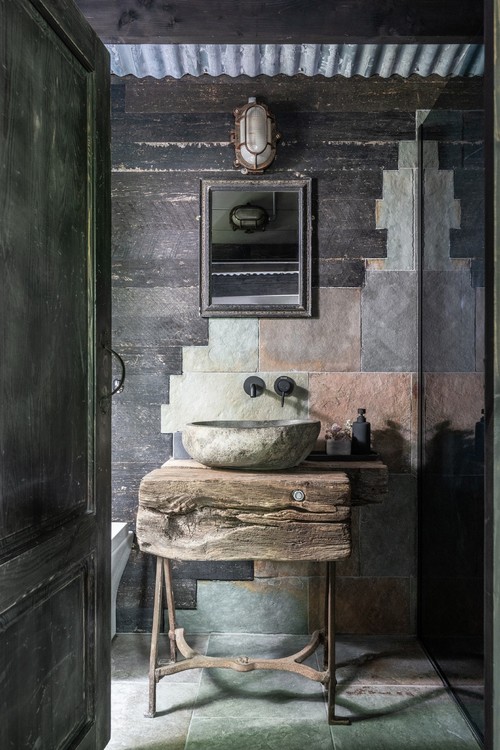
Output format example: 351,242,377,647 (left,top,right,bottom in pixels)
106,43,484,80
